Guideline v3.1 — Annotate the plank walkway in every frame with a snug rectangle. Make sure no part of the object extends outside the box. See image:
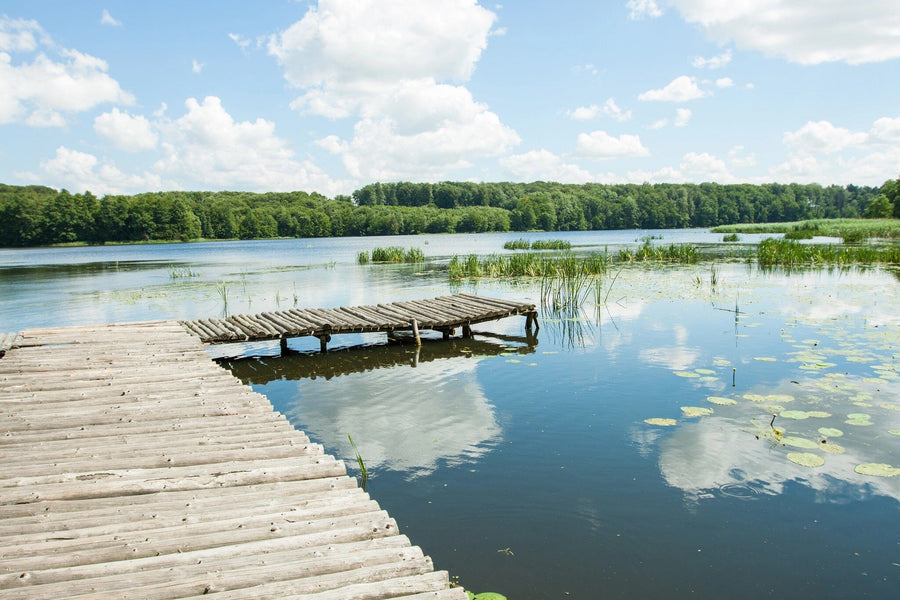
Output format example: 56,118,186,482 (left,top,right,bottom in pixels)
181,293,538,351
0,321,468,599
